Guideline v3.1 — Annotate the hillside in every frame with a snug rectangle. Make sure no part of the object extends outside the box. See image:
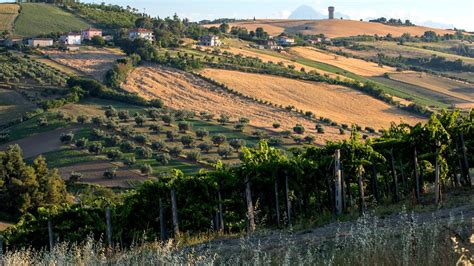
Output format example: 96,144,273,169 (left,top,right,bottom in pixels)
0,3,19,31
206,19,456,38
14,3,91,36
